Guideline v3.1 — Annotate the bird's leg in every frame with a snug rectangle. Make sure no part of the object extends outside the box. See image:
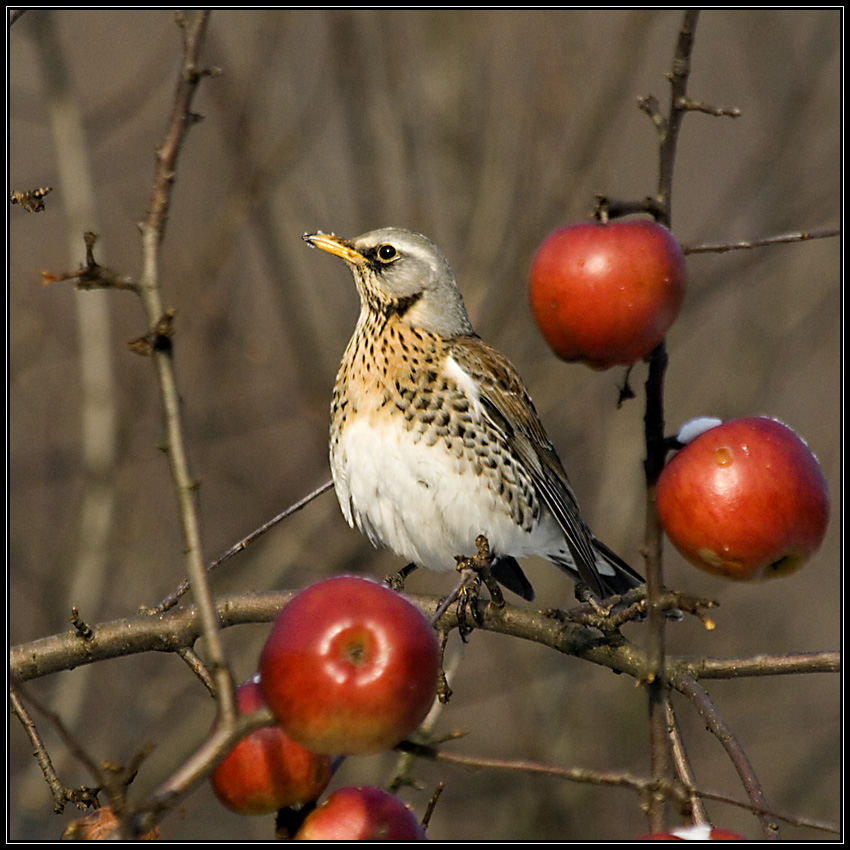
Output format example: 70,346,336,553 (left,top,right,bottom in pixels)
574,581,611,617
431,536,501,640
385,562,419,592
470,535,505,609
456,536,504,639
455,572,484,640
431,568,480,638
458,535,502,611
